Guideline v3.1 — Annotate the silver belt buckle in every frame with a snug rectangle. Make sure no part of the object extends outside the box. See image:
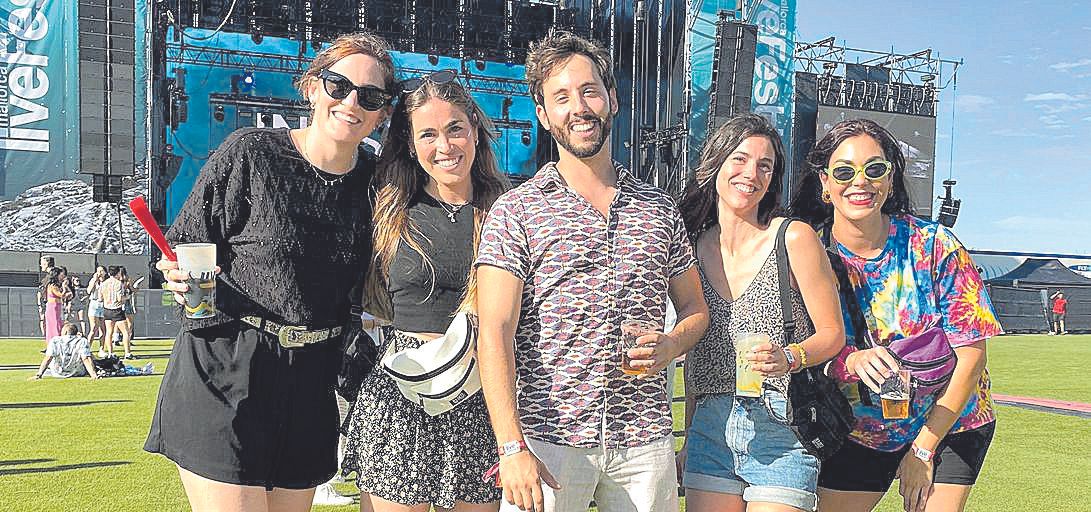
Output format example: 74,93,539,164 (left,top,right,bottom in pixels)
278,325,307,348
